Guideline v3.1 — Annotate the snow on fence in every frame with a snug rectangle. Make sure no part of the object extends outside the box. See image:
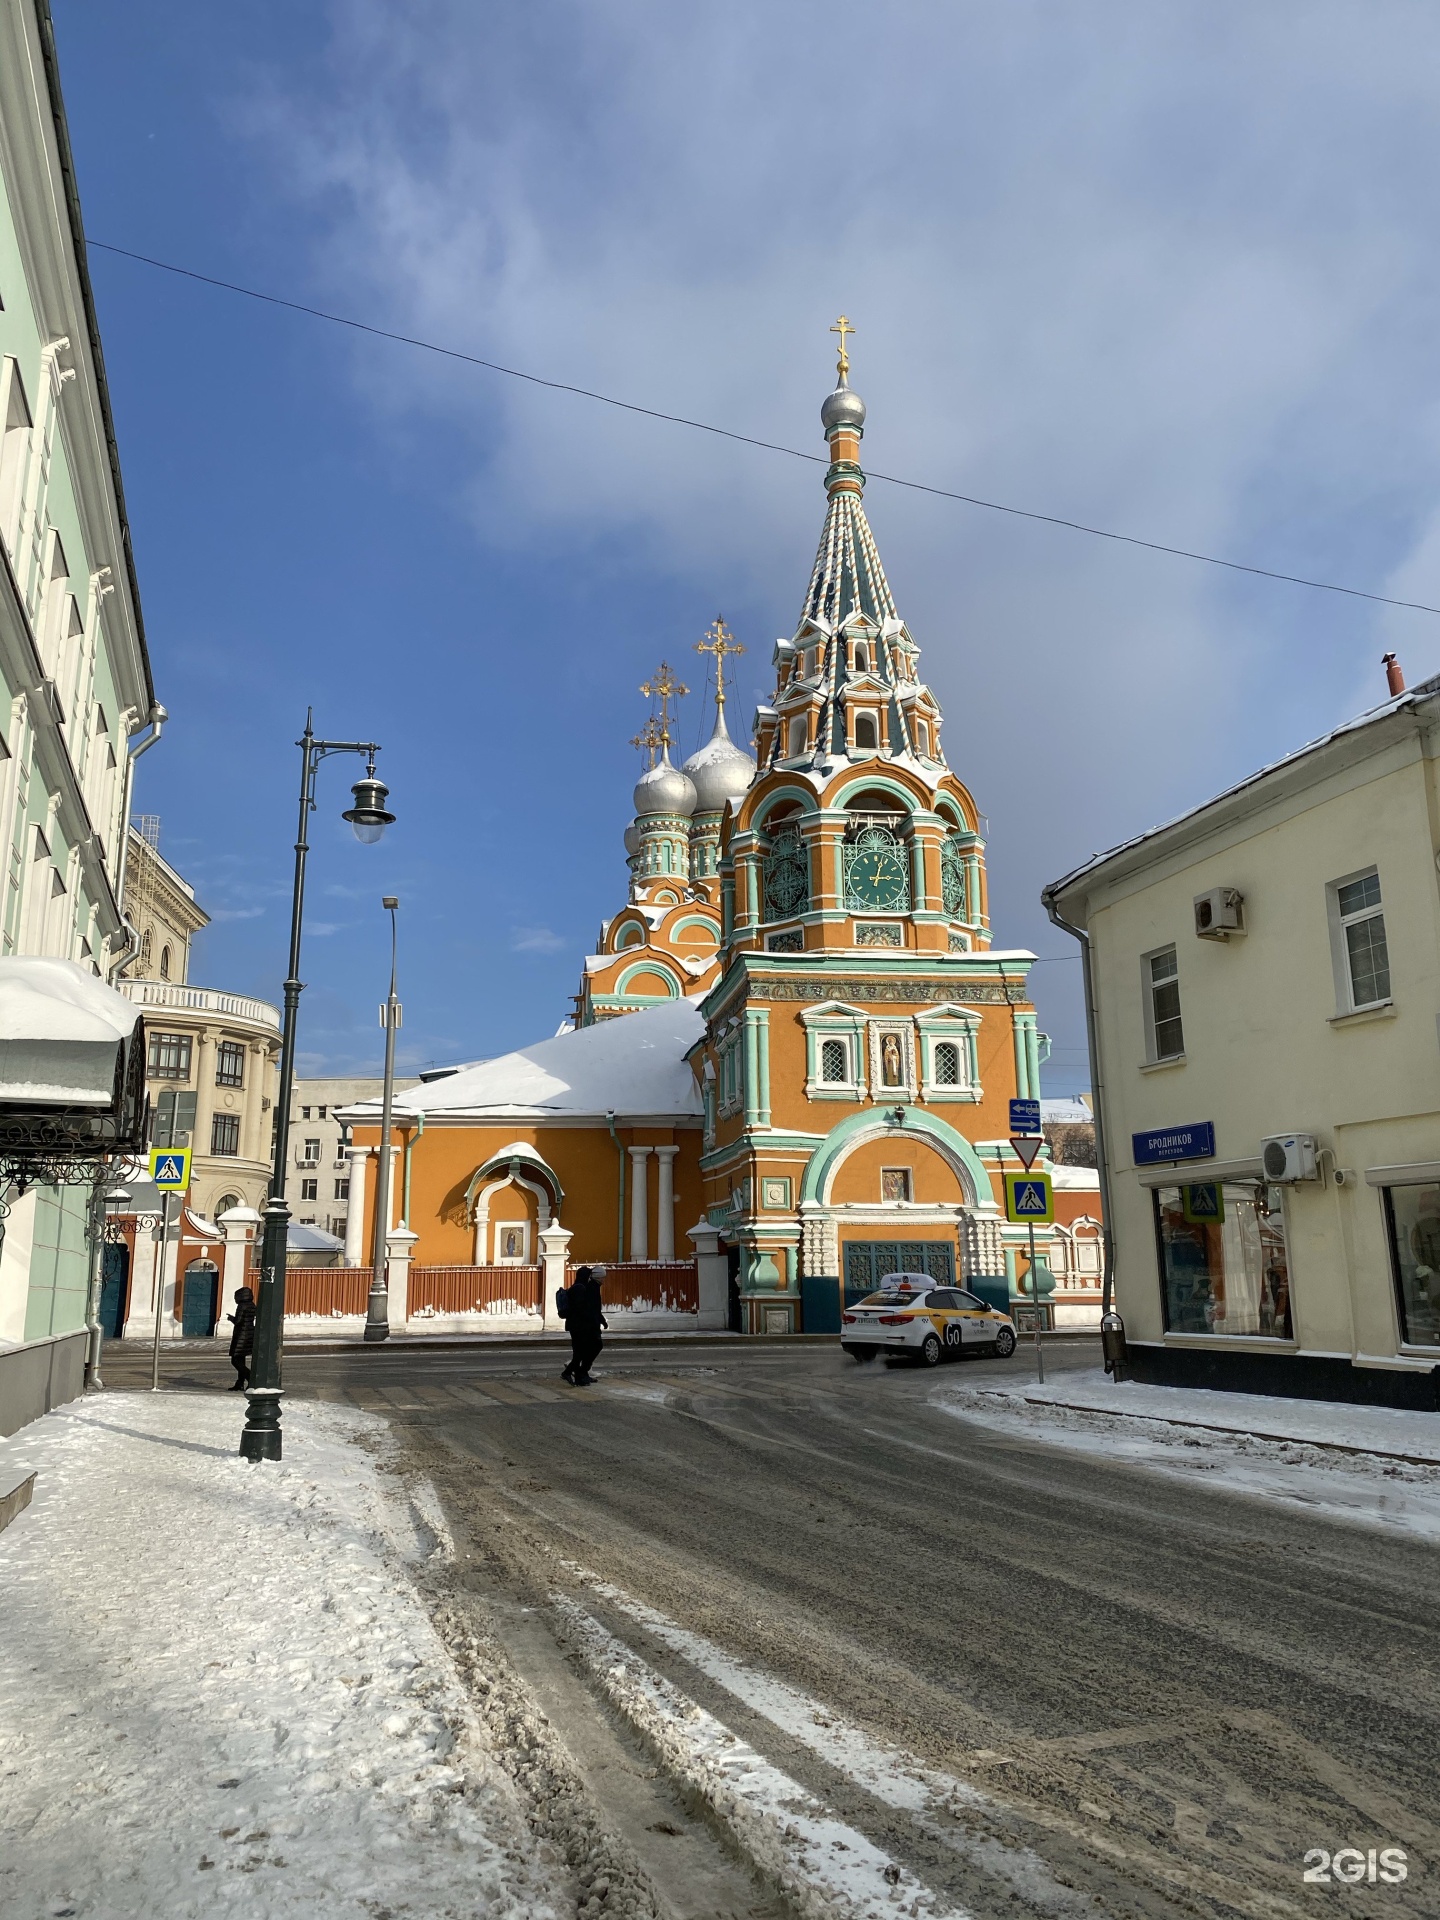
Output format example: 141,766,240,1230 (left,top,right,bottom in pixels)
408,1265,543,1317
582,1261,698,1315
